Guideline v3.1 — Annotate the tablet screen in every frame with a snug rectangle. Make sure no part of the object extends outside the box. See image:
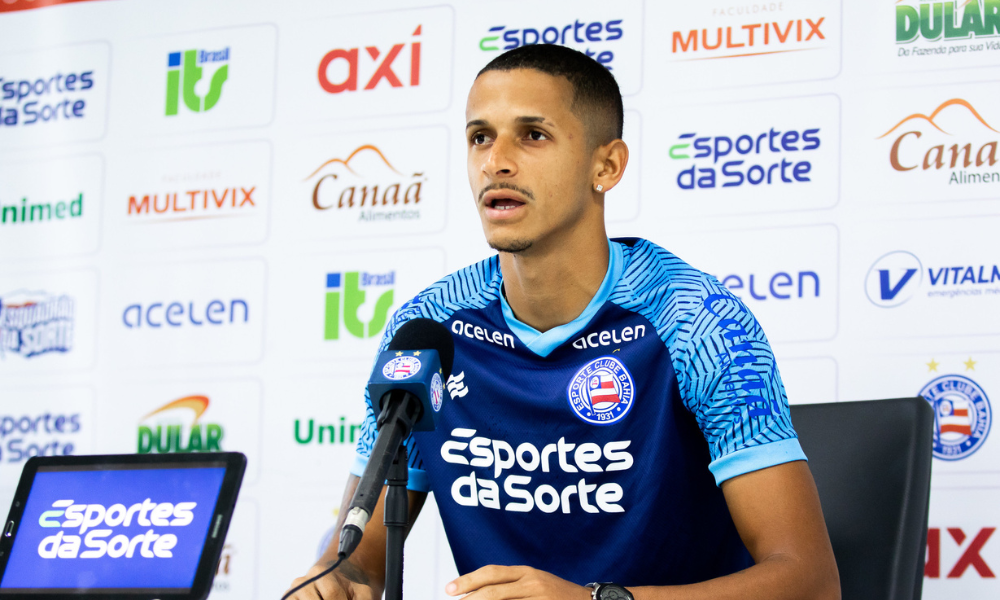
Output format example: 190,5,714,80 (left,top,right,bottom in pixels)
0,462,227,594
